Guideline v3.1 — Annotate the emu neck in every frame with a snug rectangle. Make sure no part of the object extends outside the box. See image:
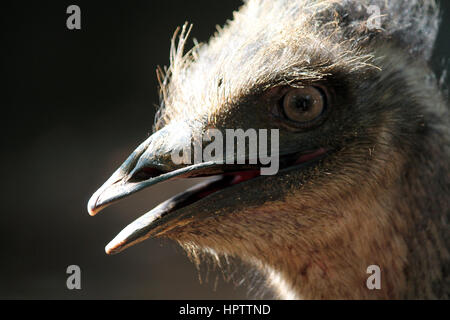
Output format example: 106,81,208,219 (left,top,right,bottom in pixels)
257,150,449,299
